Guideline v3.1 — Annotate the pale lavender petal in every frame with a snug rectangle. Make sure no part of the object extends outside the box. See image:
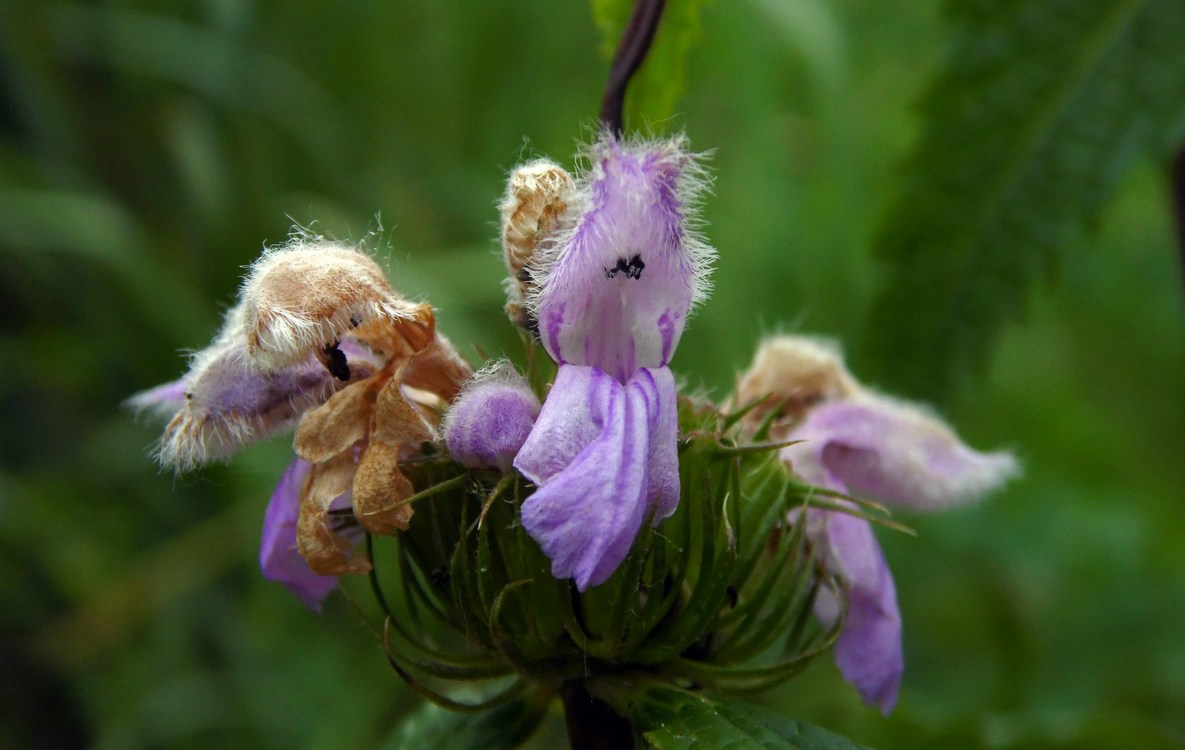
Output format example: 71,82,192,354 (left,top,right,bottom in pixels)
533,136,714,383
444,362,541,472
822,512,903,715
259,459,339,611
795,398,1018,512
124,379,188,421
634,367,680,521
514,365,609,485
518,365,654,590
